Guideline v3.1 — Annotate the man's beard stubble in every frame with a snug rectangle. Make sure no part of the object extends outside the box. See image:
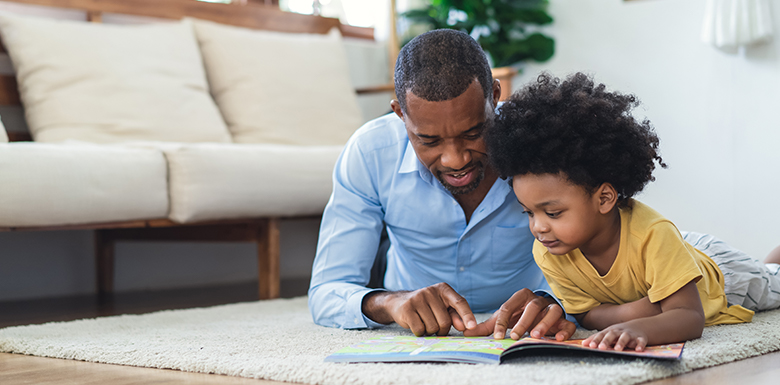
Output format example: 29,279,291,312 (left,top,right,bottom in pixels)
435,161,486,196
